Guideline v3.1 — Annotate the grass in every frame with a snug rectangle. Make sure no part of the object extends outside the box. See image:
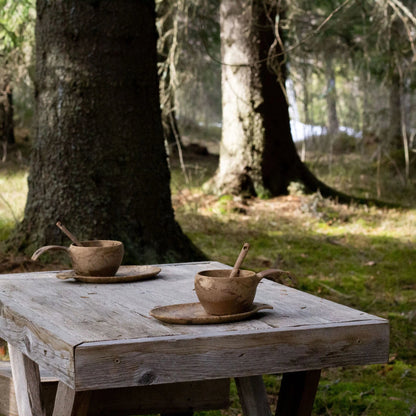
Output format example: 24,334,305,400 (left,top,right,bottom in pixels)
0,134,415,415
0,173,27,241
0,131,30,241
169,138,416,415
